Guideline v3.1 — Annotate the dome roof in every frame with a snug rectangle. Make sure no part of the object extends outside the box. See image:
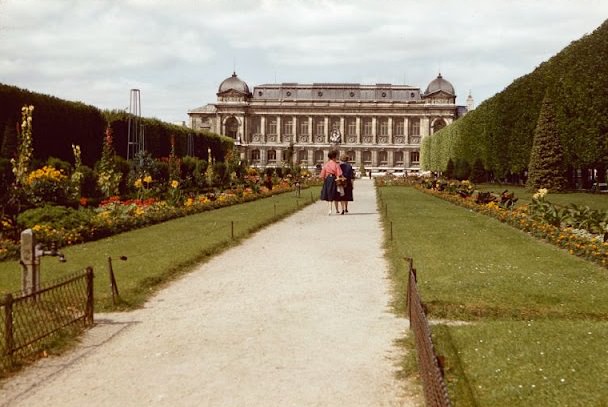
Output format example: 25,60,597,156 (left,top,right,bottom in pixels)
425,73,455,96
218,72,250,94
